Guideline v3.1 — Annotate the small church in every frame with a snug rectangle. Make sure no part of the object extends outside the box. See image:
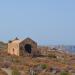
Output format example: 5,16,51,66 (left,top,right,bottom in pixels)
8,37,40,56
